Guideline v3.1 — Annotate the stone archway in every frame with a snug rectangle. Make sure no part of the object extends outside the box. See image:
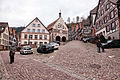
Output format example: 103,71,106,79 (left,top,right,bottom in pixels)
56,36,60,41
62,36,66,42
